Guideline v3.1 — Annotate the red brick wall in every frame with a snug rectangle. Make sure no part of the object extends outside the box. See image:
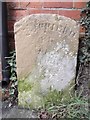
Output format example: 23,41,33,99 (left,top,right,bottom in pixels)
0,1,86,82
7,1,86,51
